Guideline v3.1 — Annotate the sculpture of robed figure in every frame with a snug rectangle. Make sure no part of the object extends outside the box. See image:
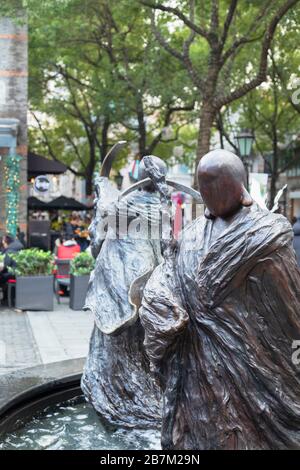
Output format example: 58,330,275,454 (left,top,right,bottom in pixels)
140,149,300,450
82,145,167,429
